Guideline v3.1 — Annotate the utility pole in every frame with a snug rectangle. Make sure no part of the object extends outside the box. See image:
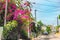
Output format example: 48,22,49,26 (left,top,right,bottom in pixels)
35,9,37,22
57,17,58,25
35,9,37,26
